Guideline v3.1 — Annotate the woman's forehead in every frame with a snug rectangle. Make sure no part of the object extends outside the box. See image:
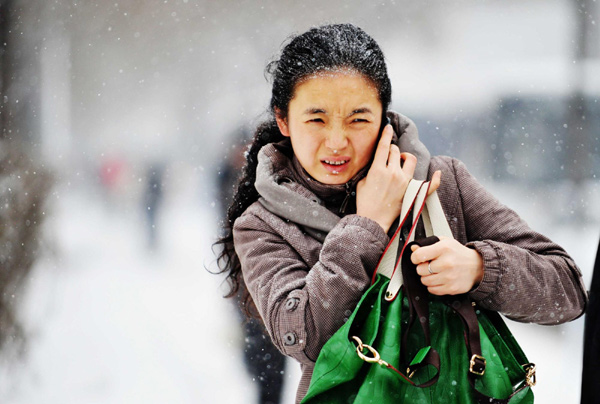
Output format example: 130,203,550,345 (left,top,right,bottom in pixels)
290,71,380,111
